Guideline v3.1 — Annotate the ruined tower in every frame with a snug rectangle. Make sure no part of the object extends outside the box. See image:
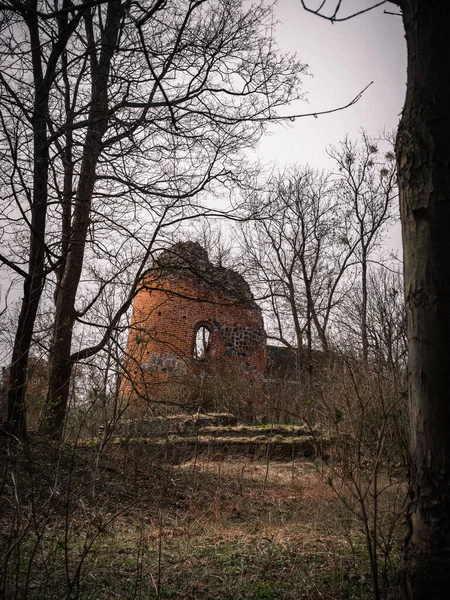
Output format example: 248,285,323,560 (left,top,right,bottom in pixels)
121,242,266,415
